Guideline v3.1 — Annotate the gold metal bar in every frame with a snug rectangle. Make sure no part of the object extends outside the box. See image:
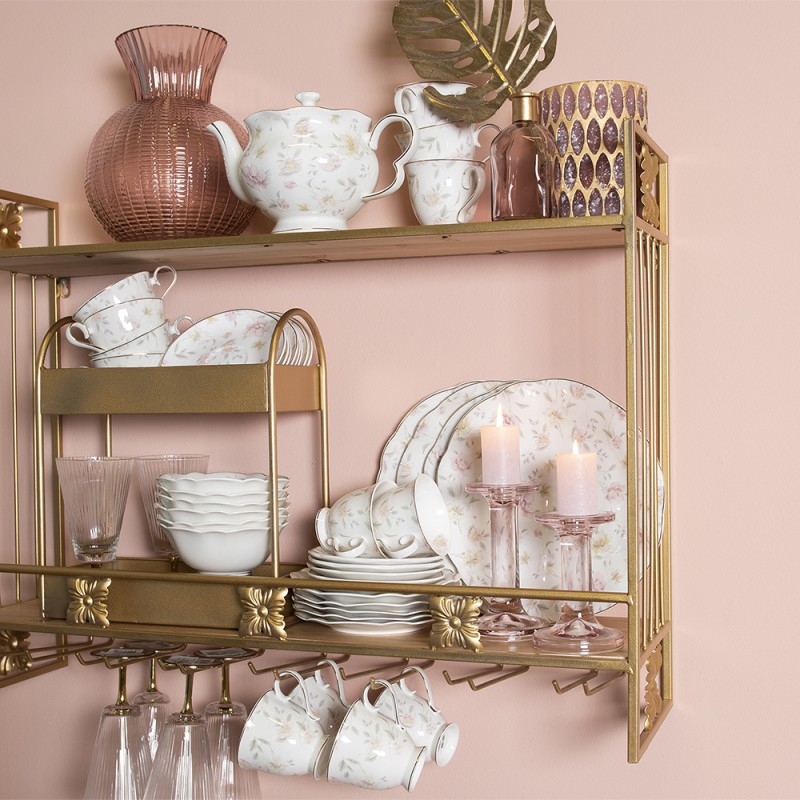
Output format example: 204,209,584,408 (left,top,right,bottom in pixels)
636,227,649,650
583,670,625,696
552,670,598,694
375,660,435,685
10,273,20,601
625,120,643,764
650,235,661,635
466,665,529,691
340,658,410,682
442,664,502,686
248,652,328,676
646,234,656,645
